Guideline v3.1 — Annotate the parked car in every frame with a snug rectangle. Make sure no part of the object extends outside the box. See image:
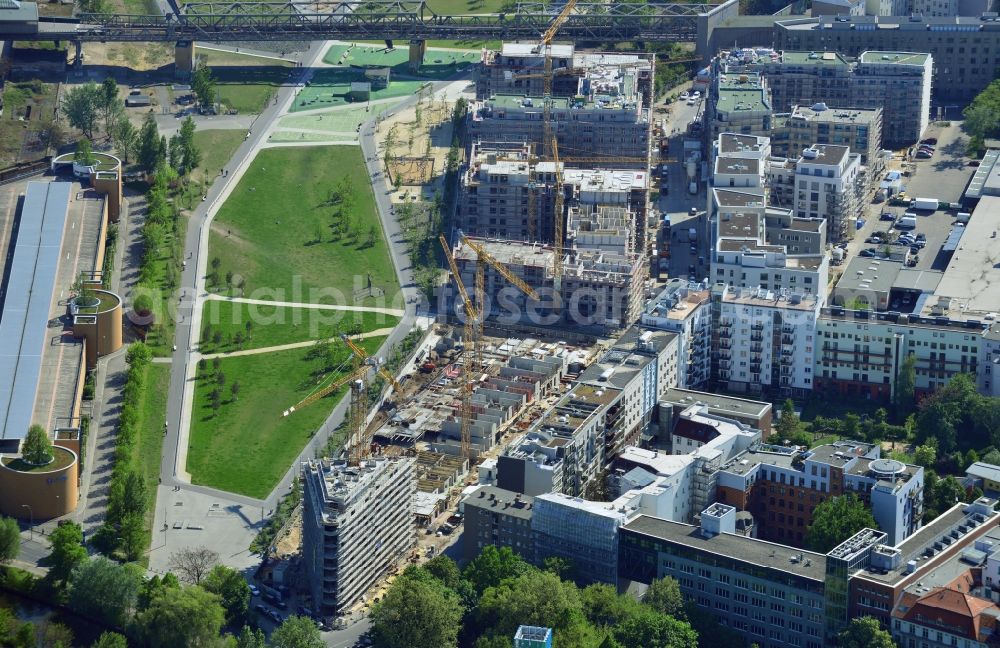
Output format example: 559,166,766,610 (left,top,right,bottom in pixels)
910,245,921,254
692,90,701,98
686,98,695,106
915,232,926,241
916,151,932,159
921,137,938,145
254,604,267,614
680,91,689,100
880,212,896,221
249,584,260,597
969,160,982,167
860,249,877,258
866,236,883,244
